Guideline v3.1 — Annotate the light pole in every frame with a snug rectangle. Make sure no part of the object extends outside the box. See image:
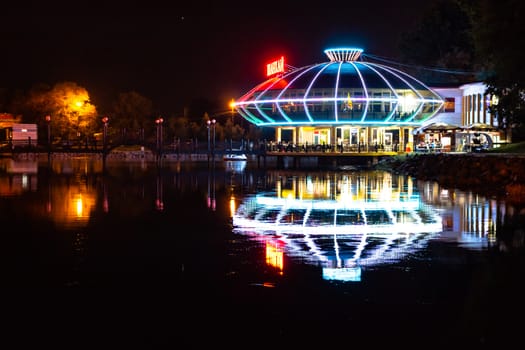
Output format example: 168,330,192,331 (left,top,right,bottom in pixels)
229,99,235,151
207,118,217,160
45,115,51,156
102,116,109,156
211,119,216,158
207,119,211,157
156,117,164,159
